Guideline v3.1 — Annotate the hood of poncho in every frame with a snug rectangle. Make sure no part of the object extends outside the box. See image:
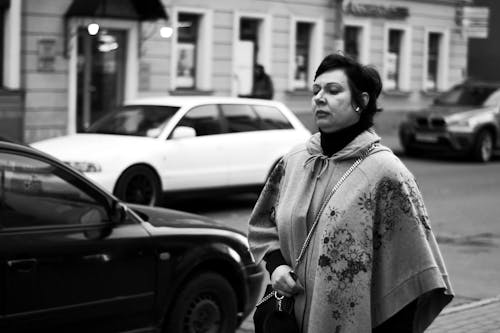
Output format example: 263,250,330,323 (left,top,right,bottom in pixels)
306,128,382,161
